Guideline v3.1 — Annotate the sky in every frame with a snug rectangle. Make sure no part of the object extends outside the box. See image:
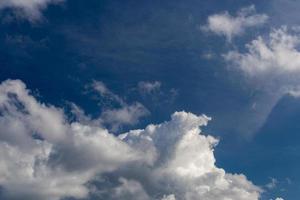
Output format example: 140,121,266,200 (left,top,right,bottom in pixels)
0,0,299,200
